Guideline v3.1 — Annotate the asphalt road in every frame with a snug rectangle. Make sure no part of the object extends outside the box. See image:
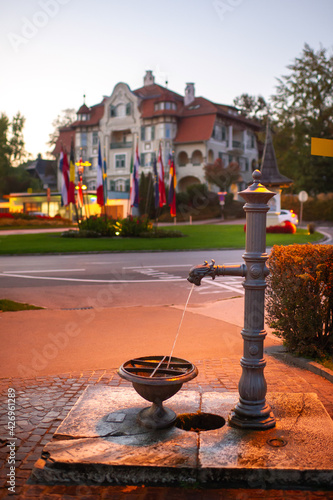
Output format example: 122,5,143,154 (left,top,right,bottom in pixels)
0,250,246,309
